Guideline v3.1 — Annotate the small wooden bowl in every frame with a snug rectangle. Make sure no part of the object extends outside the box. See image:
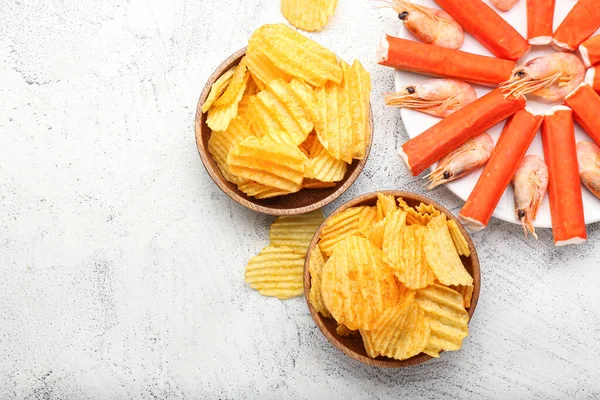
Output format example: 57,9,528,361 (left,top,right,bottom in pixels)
304,191,481,368
195,48,373,216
